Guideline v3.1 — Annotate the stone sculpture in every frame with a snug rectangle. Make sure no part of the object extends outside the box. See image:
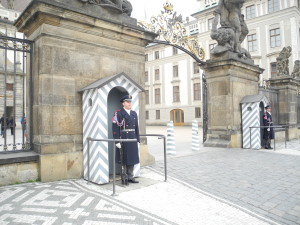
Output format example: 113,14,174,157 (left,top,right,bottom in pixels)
291,60,300,78
276,46,292,76
79,0,132,16
210,0,250,58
